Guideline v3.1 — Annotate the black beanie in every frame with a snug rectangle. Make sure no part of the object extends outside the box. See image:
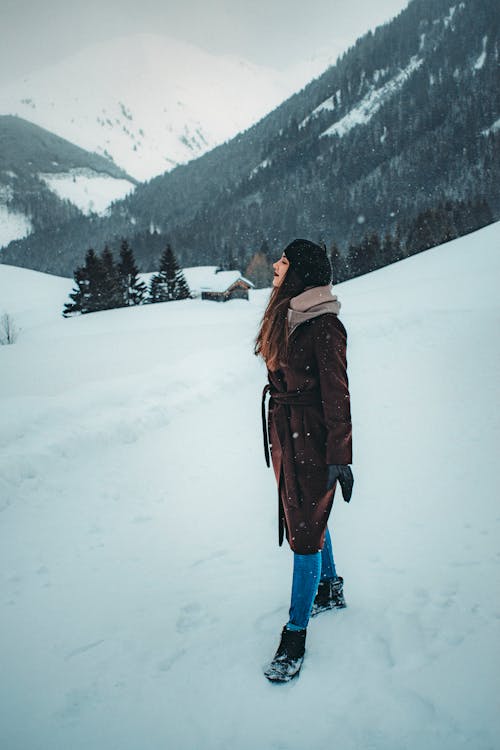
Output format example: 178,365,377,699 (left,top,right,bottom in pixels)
283,238,332,287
